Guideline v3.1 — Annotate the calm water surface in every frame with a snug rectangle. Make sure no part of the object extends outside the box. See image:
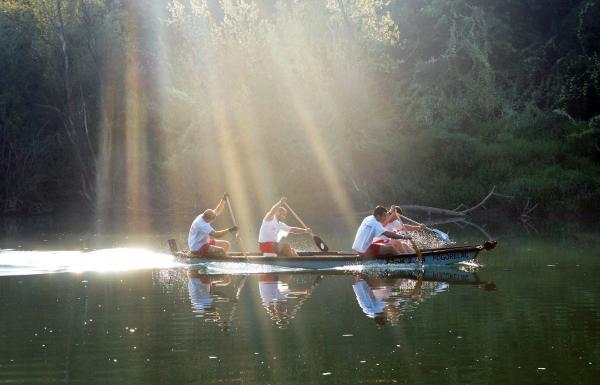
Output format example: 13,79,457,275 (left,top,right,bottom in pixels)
1,217,599,384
